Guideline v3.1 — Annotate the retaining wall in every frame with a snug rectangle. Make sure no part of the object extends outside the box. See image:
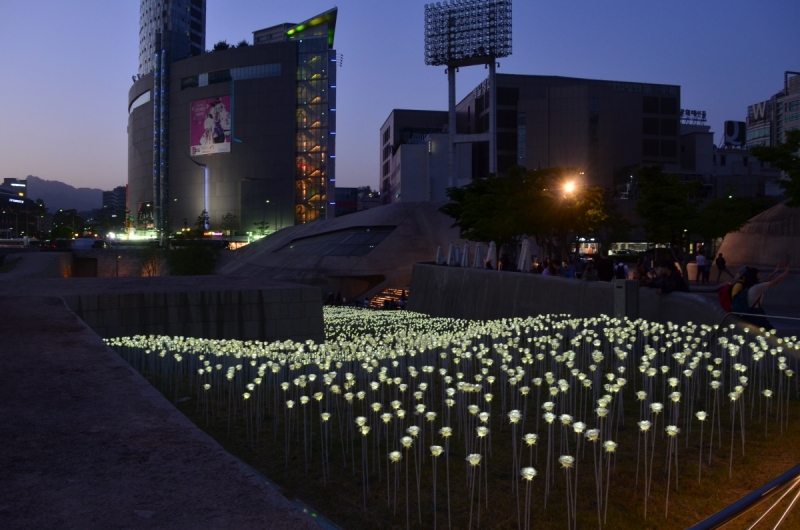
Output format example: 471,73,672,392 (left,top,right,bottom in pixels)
5,277,324,343
408,263,728,327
